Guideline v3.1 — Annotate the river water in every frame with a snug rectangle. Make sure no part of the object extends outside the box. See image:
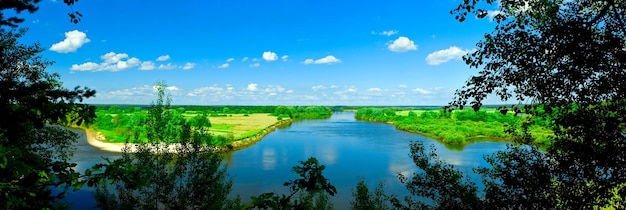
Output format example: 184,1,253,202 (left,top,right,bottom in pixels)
65,112,509,209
